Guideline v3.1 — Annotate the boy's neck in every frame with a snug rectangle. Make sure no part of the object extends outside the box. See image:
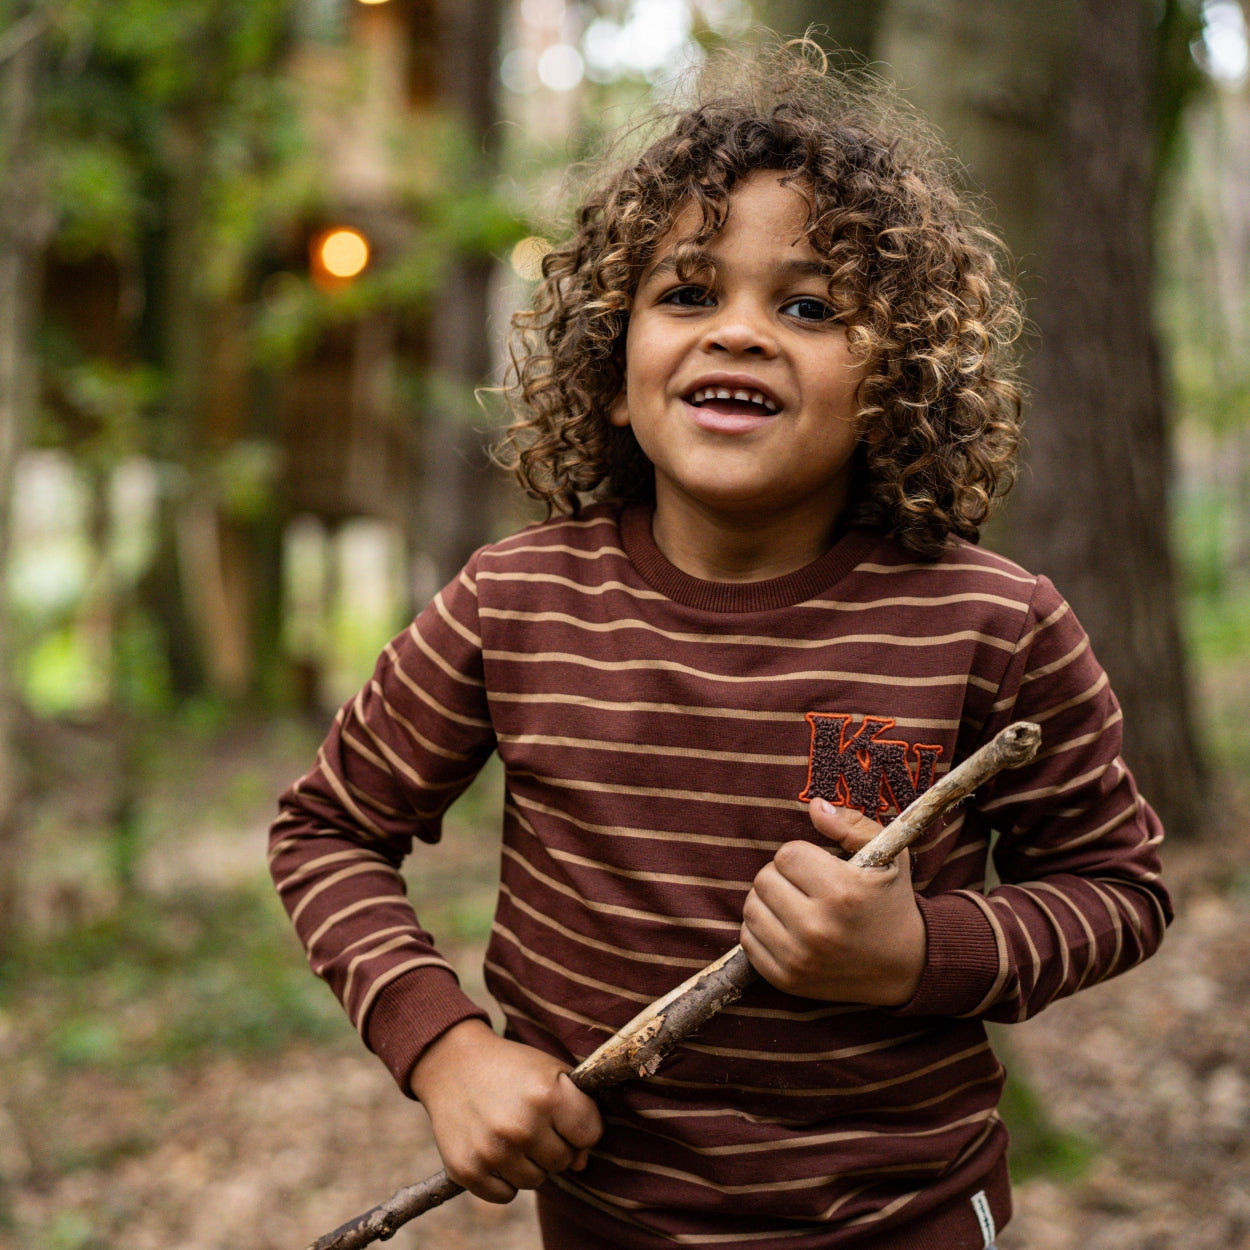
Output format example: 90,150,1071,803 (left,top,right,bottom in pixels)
650,493,846,583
